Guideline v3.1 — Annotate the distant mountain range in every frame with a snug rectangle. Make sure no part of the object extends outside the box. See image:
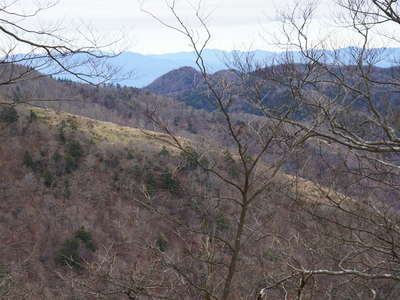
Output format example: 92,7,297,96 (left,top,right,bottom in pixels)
108,49,273,87
13,47,400,87
106,47,400,87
